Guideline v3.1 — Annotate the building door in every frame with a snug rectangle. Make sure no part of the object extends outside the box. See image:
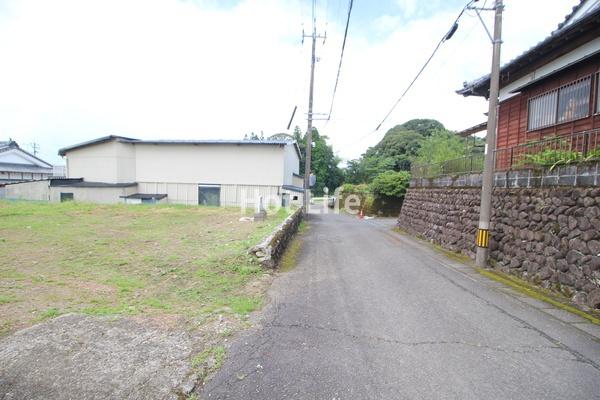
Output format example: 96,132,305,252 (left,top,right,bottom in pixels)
198,185,220,206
